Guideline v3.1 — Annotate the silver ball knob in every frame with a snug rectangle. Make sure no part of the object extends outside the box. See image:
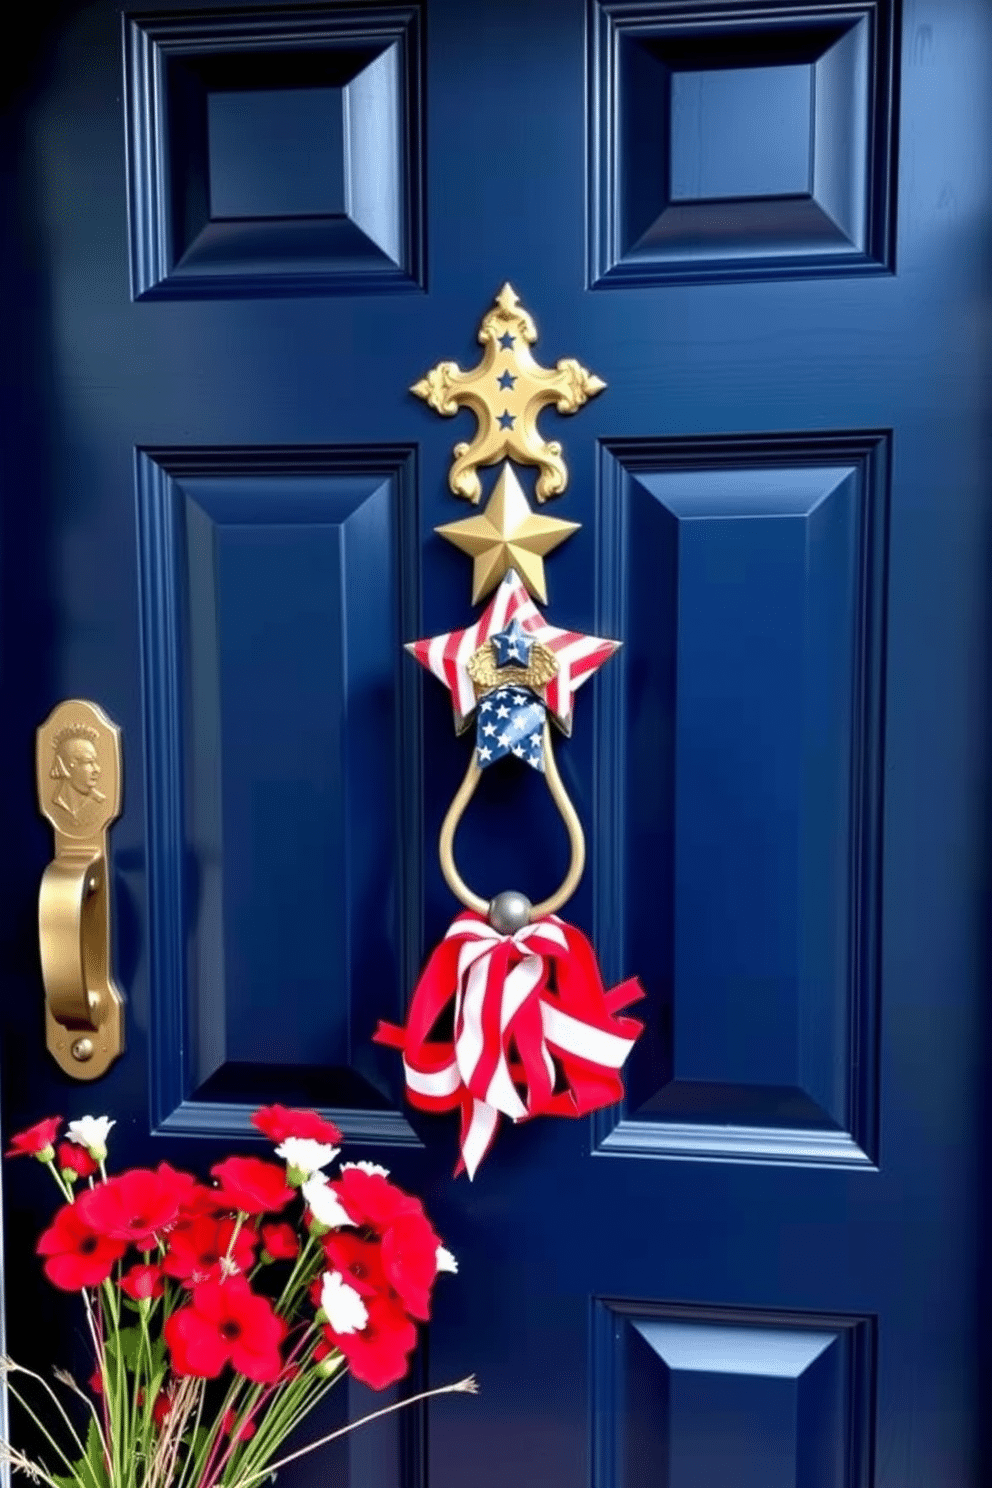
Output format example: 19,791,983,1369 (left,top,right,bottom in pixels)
488,890,533,935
